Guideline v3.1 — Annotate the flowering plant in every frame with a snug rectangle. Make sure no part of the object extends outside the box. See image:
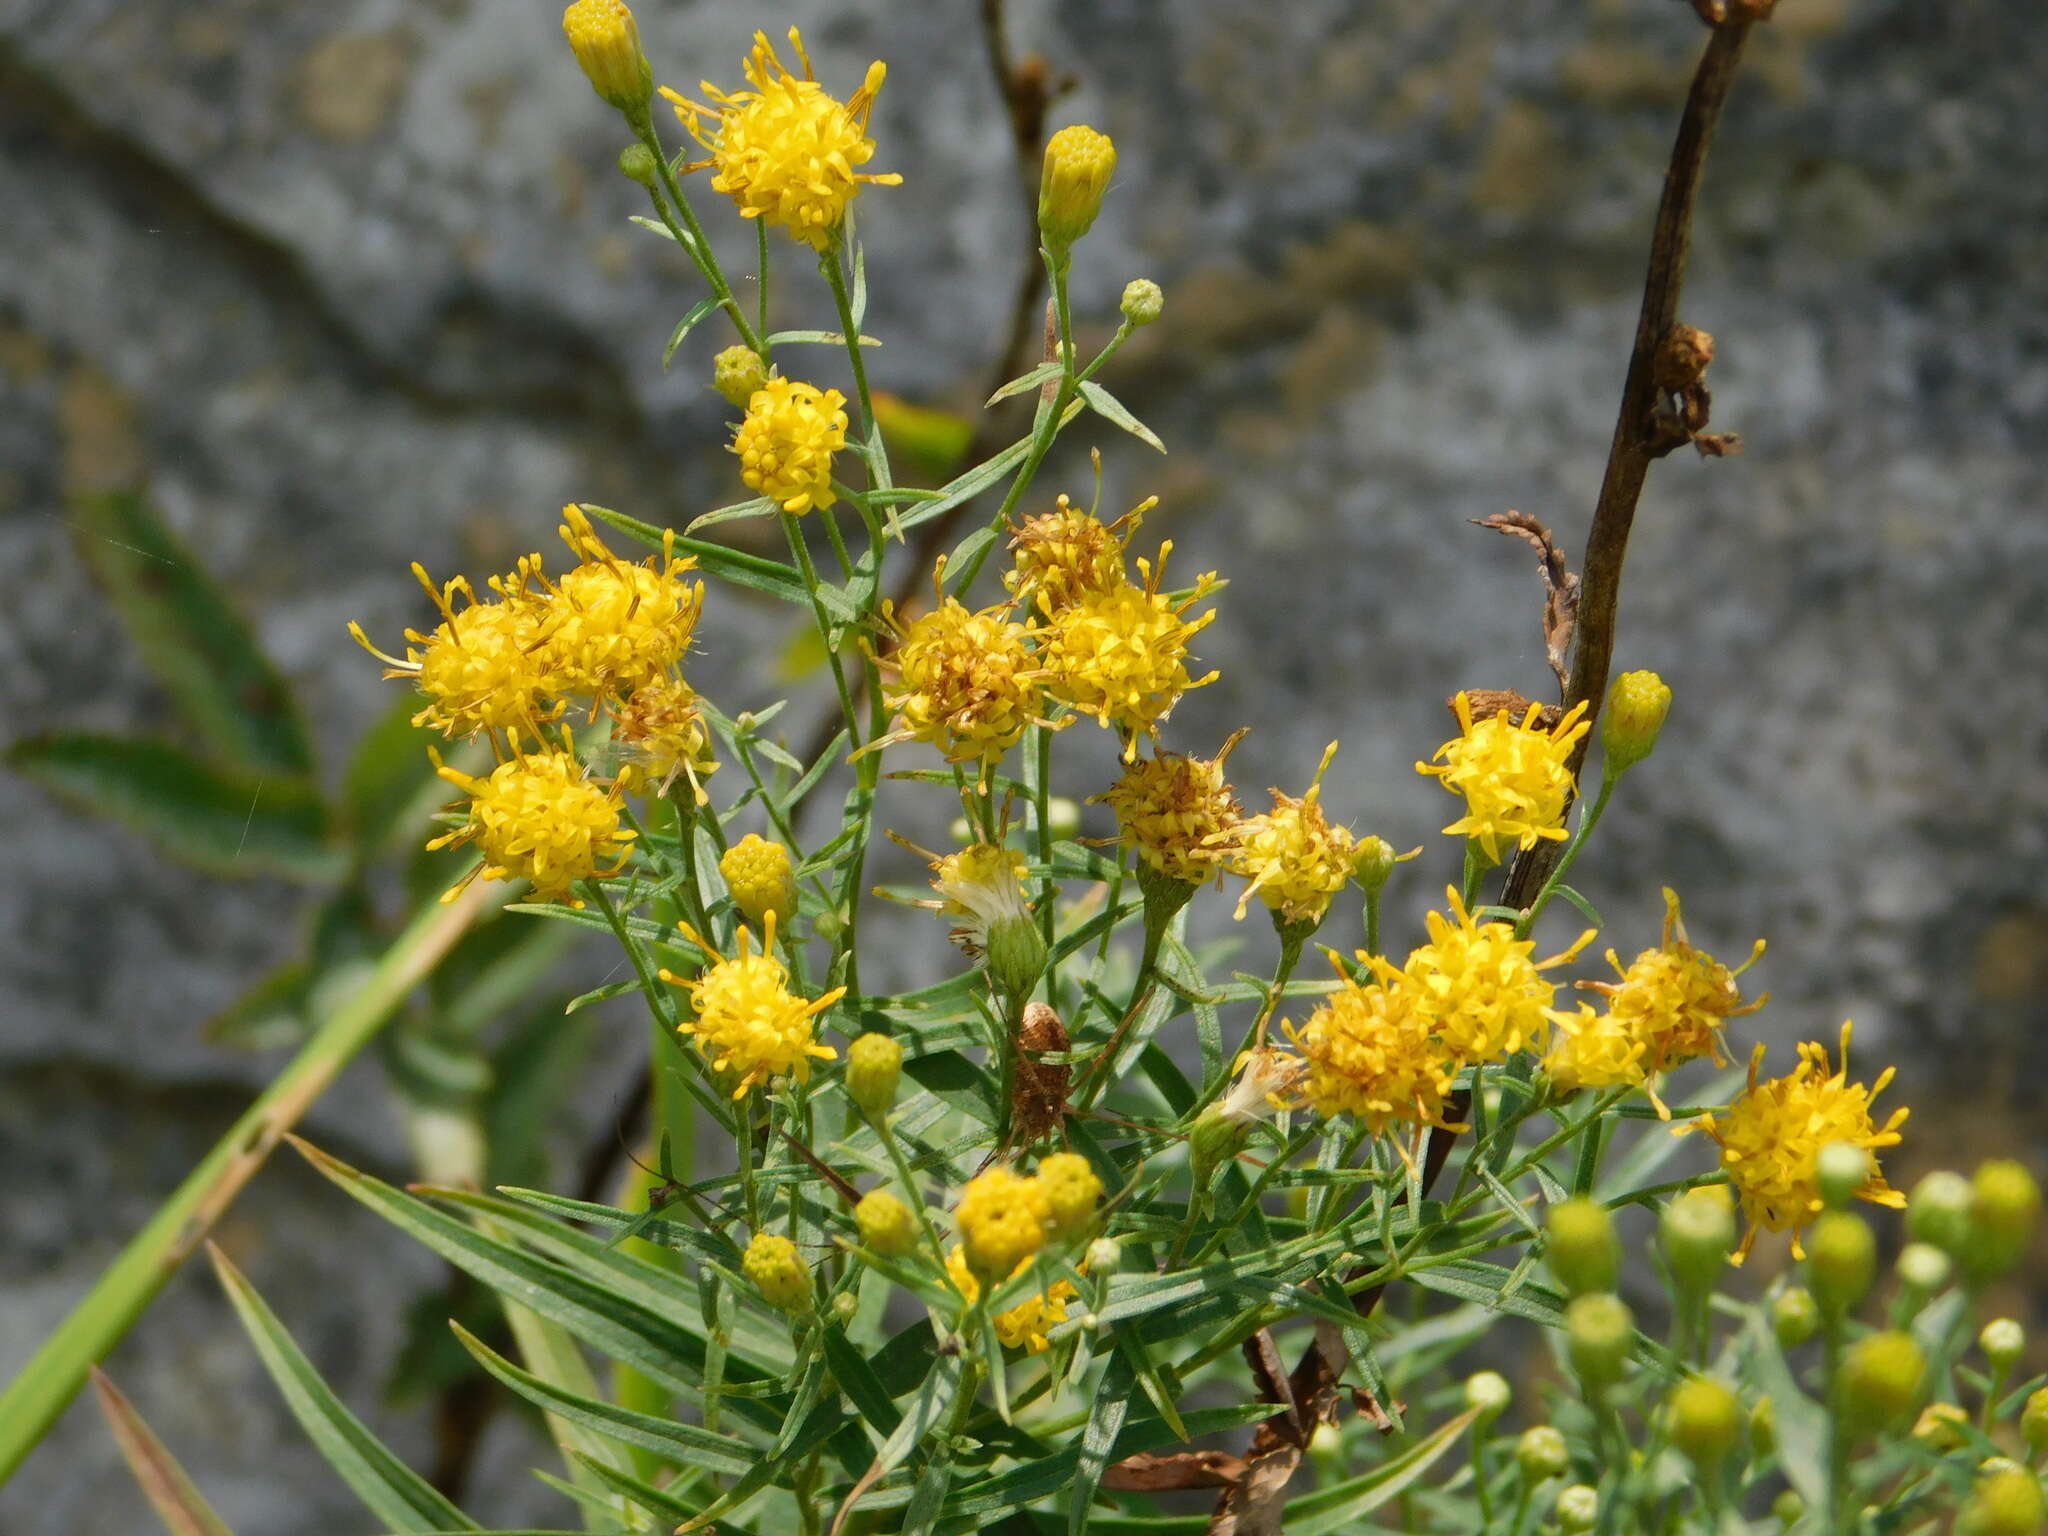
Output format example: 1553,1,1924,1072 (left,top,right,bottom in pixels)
5,5,2044,1536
